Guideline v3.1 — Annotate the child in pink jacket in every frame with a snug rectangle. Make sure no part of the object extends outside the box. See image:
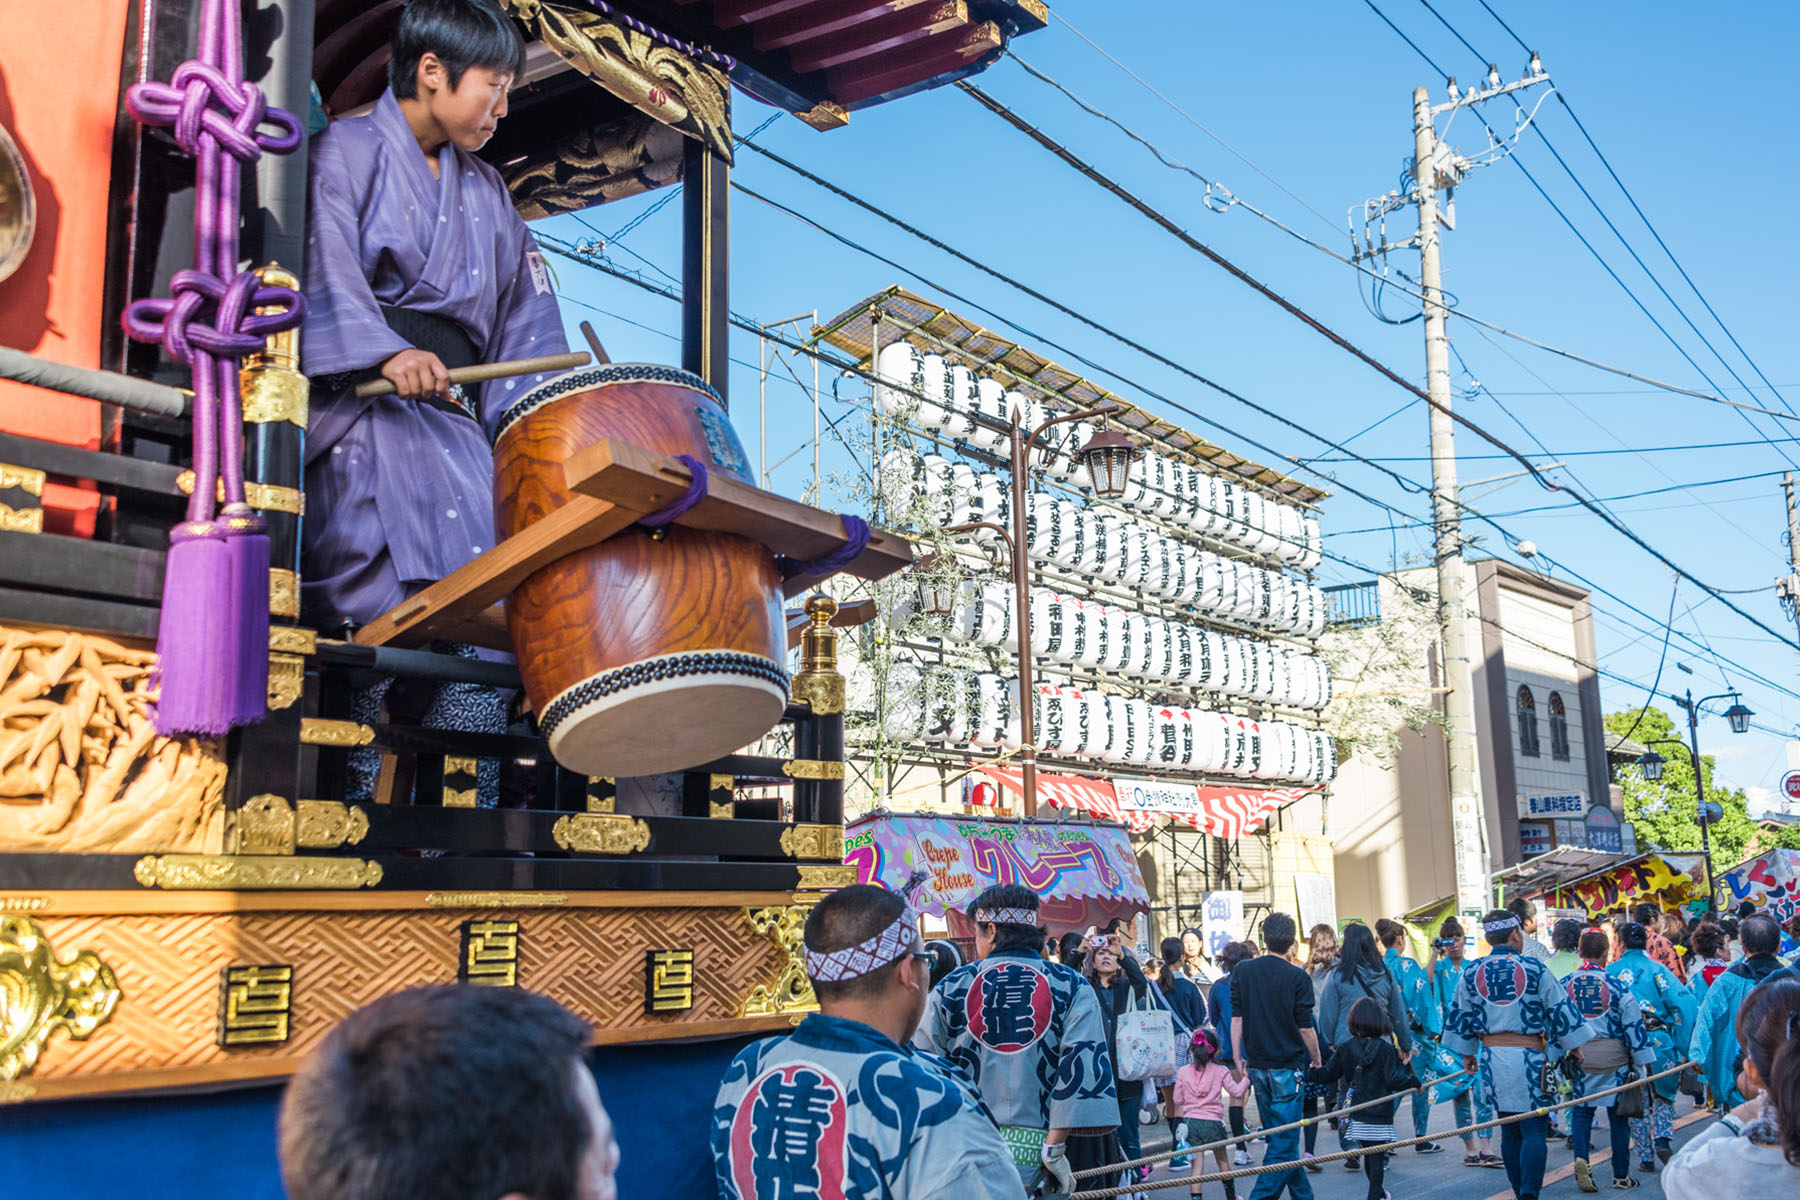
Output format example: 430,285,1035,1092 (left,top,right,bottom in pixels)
1174,1029,1252,1200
